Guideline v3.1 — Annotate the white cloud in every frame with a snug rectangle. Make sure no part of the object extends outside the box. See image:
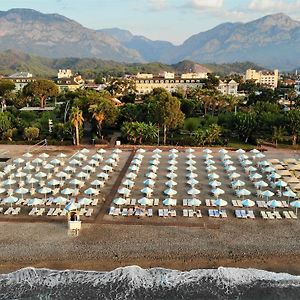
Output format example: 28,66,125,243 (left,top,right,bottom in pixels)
184,0,224,10
248,0,300,12
149,0,168,11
